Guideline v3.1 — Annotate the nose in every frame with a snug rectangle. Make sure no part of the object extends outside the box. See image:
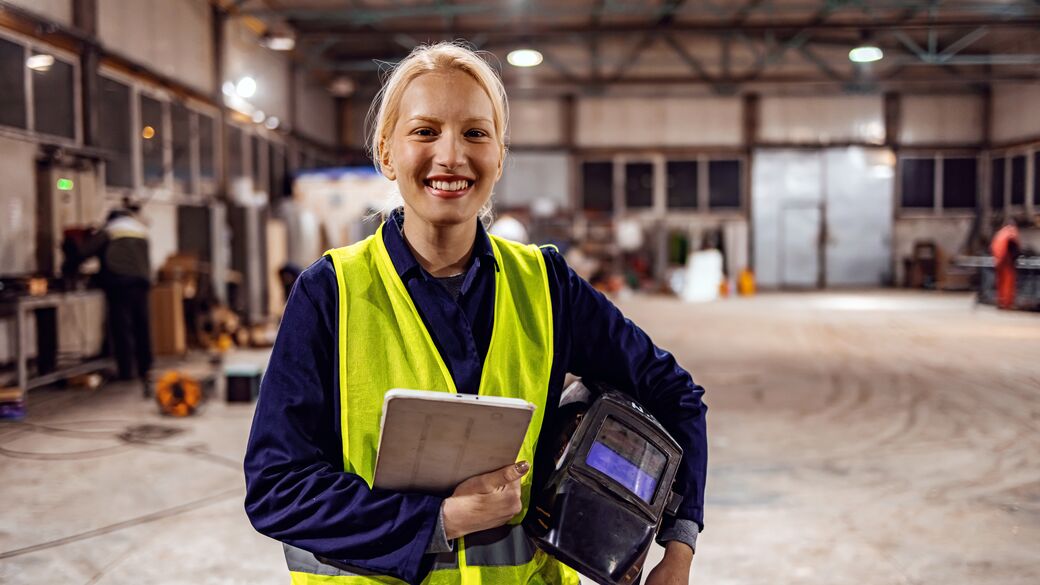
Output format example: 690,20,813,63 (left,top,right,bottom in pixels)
433,132,465,170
